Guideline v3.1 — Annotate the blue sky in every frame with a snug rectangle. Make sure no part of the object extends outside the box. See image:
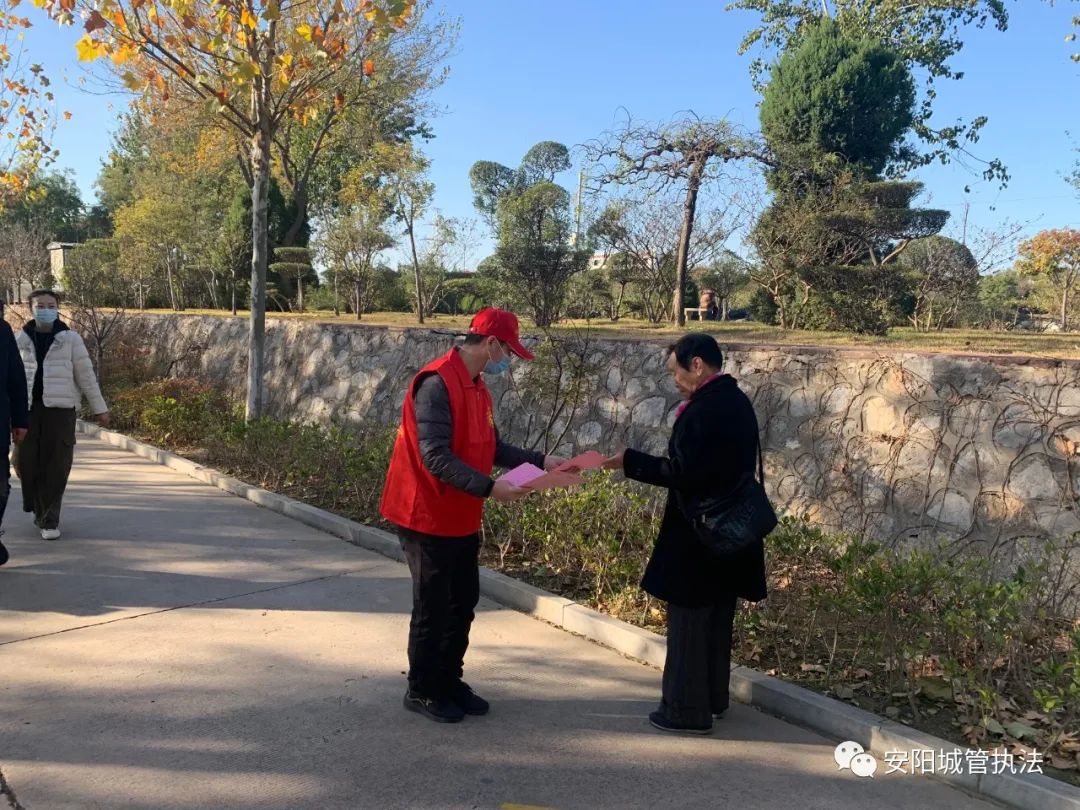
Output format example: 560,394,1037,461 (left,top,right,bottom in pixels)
25,0,1080,266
